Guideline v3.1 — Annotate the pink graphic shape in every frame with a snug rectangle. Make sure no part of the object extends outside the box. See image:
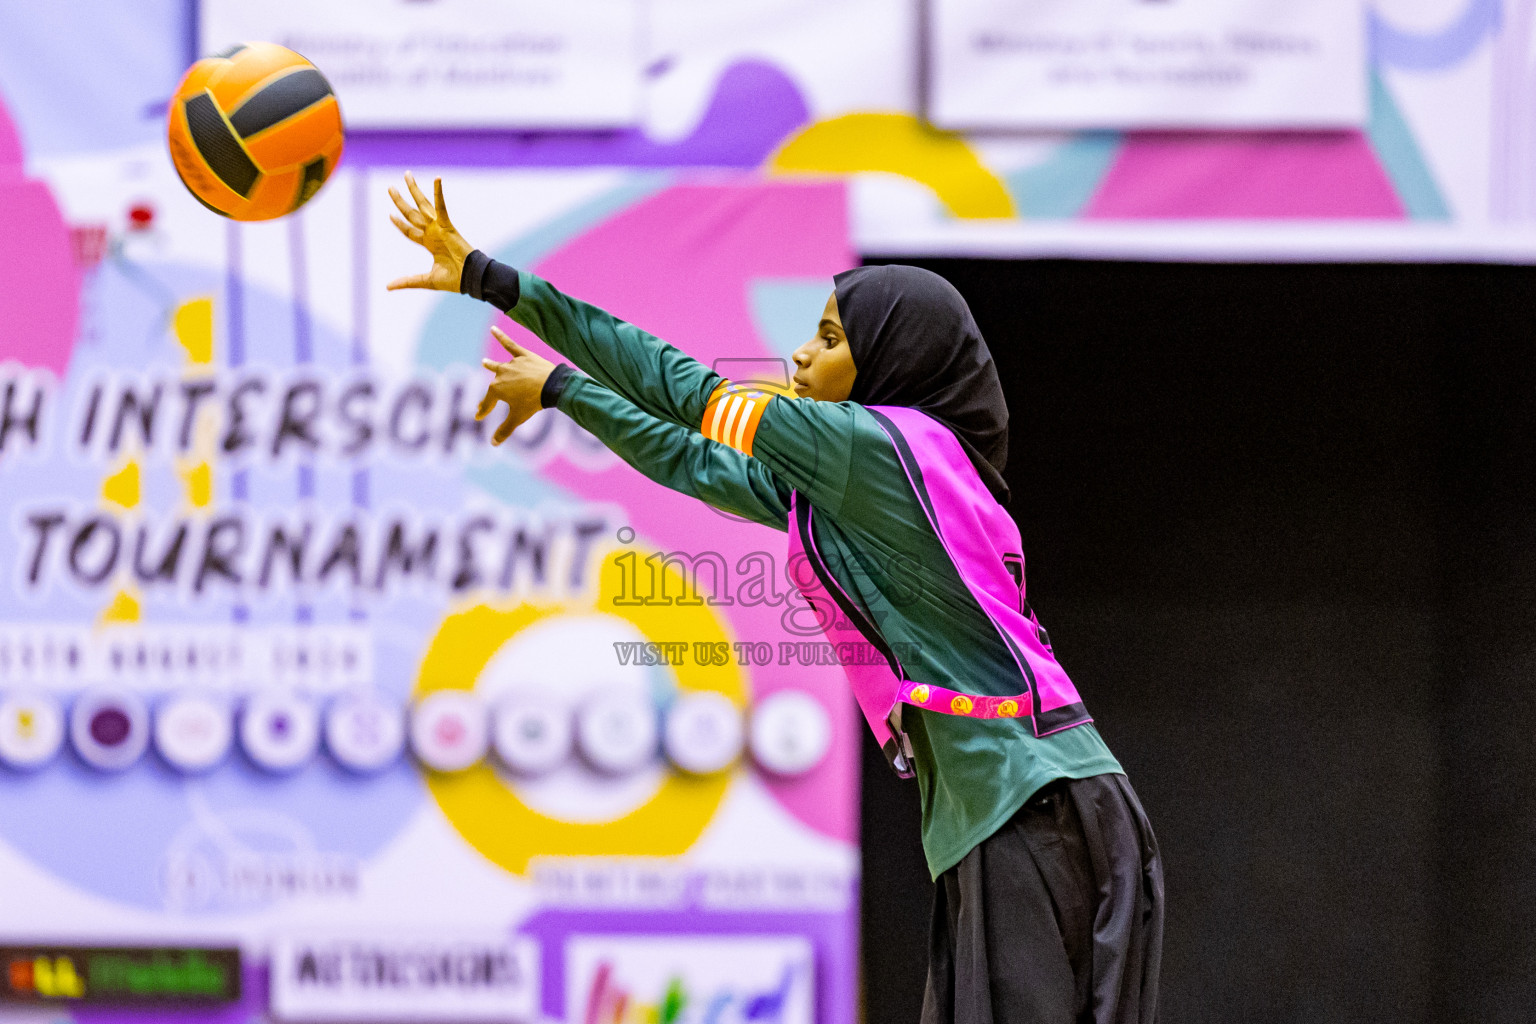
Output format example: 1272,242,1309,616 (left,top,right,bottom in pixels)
0,95,20,166
0,88,80,375
1085,132,1408,219
496,181,859,842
